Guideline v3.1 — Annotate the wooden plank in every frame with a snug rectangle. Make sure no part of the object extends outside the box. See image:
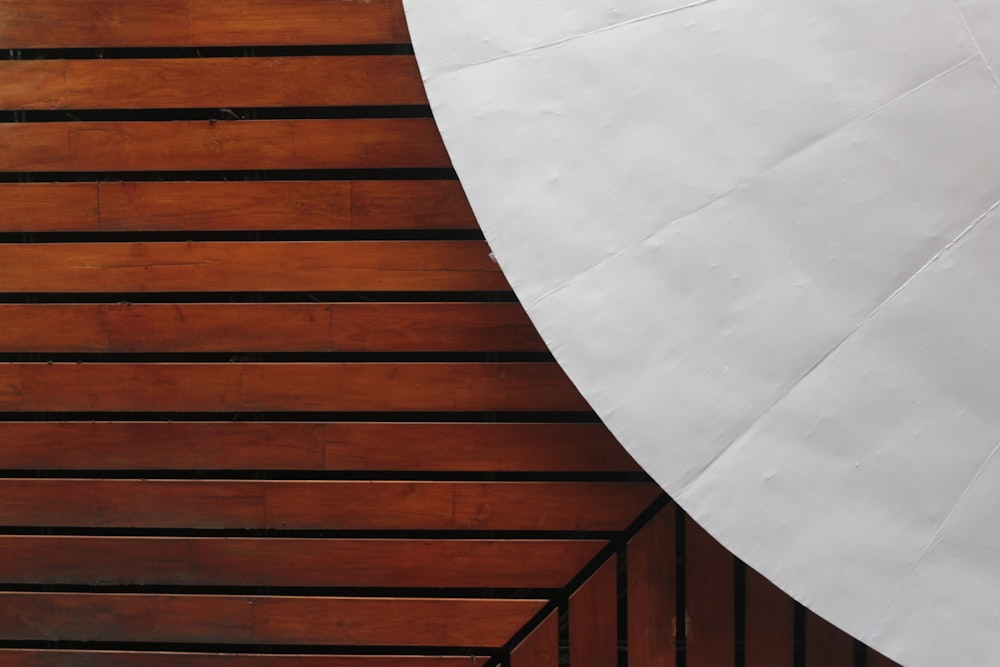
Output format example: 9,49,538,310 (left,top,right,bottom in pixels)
90,181,475,232
628,506,676,667
744,567,794,667
28,57,424,109
0,592,542,647
0,653,483,667
569,557,618,667
0,363,586,412
685,516,735,667
805,611,855,667
0,536,606,589
510,610,558,667
0,422,637,472
0,479,661,530
0,183,100,232
0,0,406,48
867,648,902,667
0,242,504,292
0,120,450,172
0,303,541,352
